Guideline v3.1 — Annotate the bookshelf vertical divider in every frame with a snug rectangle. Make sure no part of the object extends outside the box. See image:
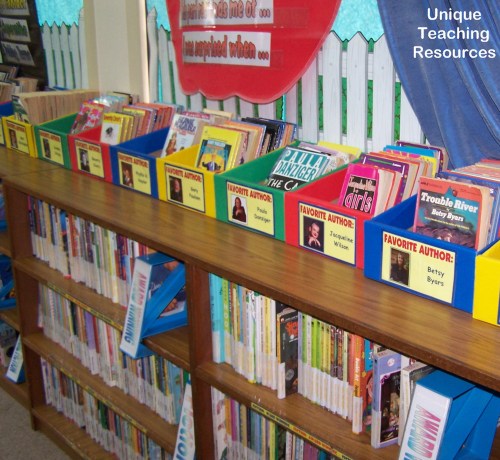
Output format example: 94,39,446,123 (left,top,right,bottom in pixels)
186,264,216,456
